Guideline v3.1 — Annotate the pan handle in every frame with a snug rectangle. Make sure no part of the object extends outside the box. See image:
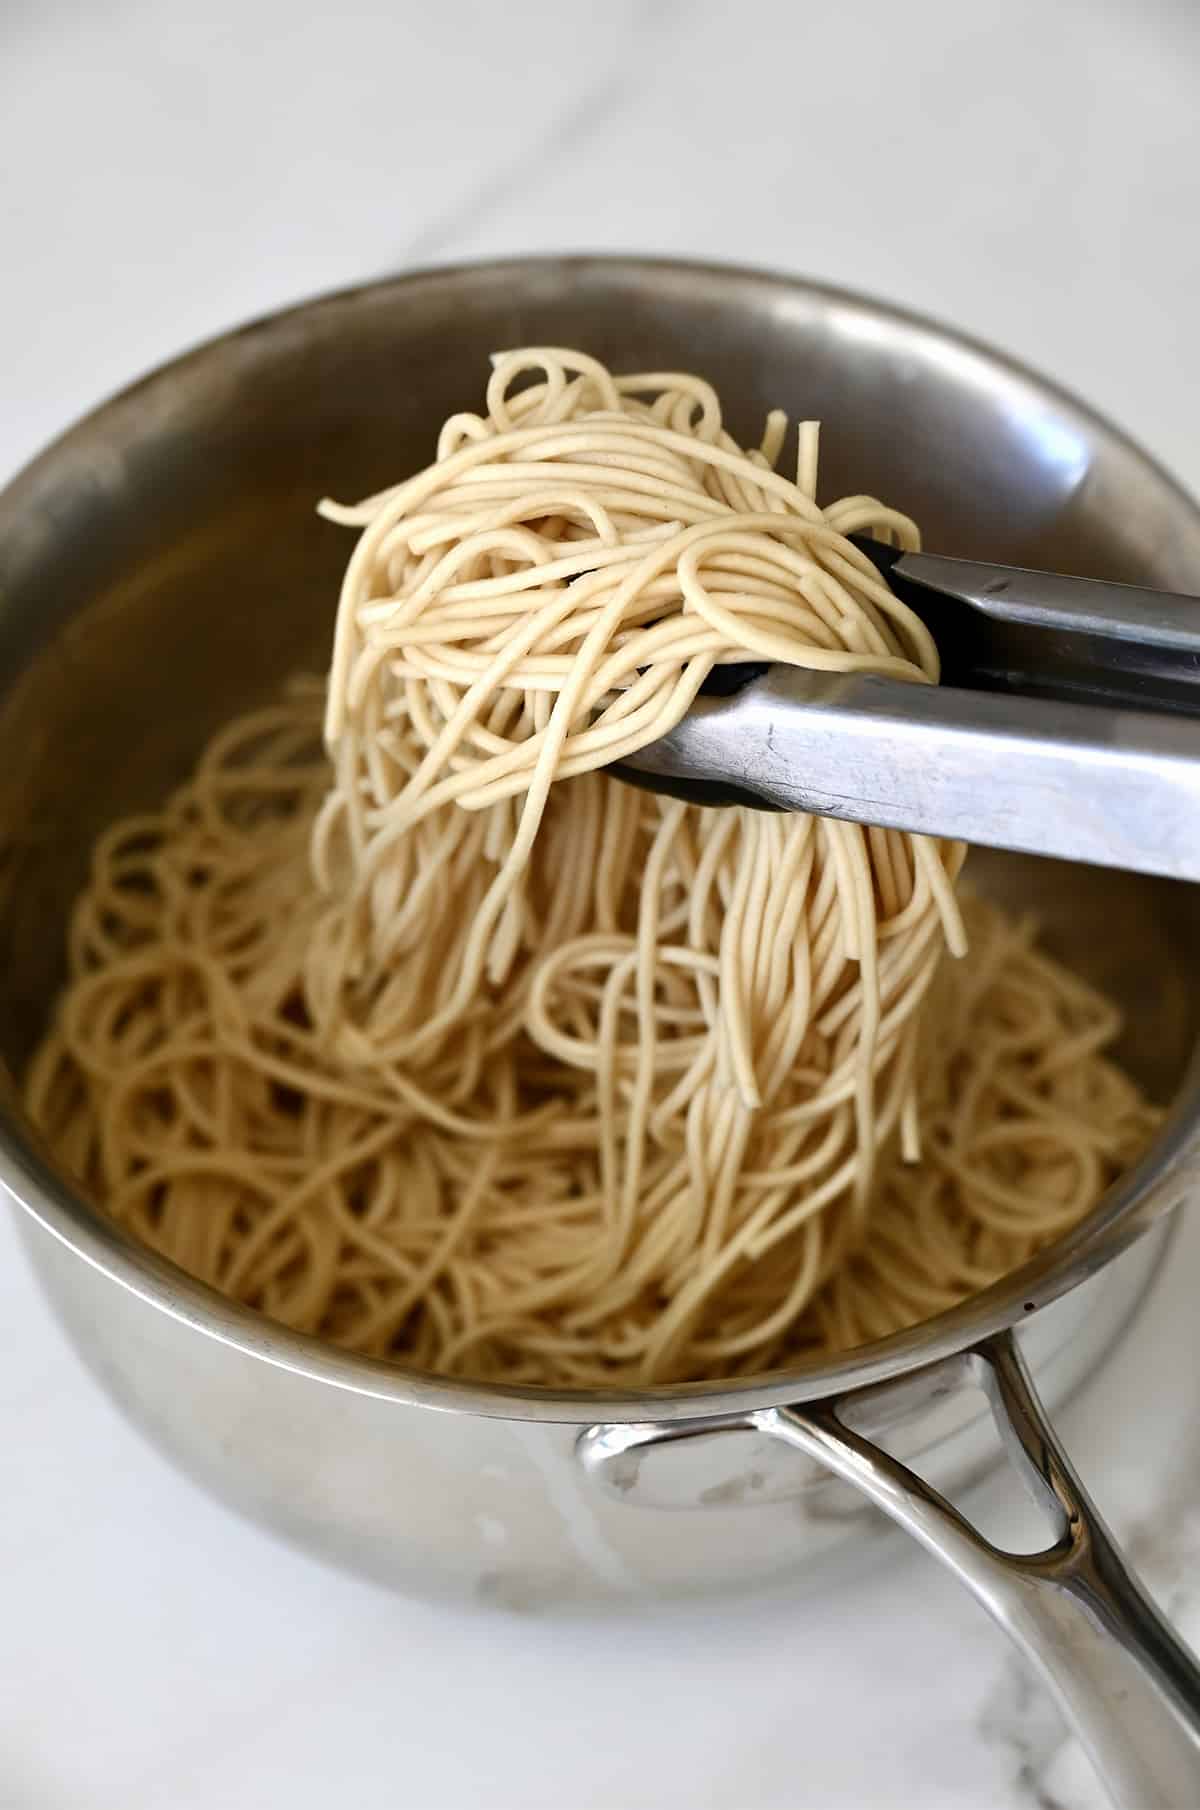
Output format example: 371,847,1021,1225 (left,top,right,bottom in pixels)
765,1330,1200,1810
